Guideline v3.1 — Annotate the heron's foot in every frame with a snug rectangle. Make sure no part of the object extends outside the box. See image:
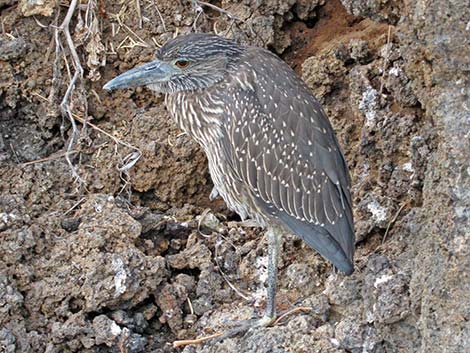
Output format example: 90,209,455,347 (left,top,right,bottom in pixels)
214,315,276,342
172,308,312,348
227,219,262,228
219,306,312,340
172,315,275,348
